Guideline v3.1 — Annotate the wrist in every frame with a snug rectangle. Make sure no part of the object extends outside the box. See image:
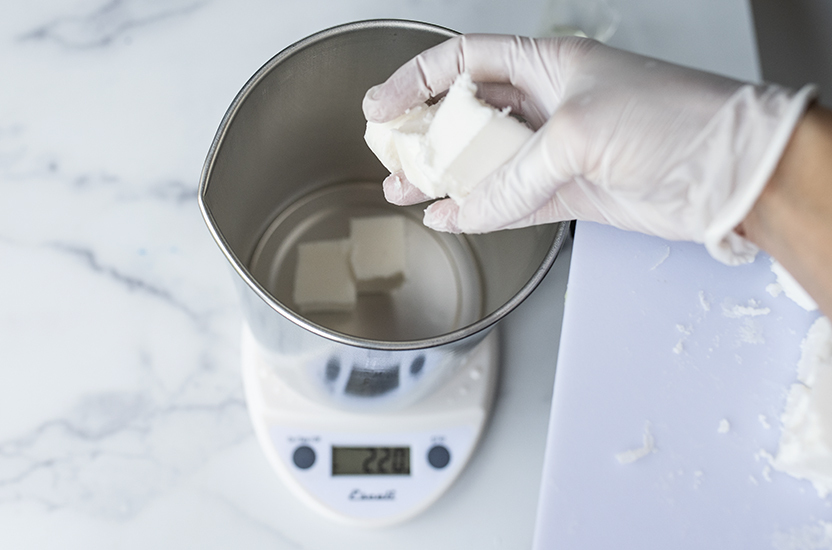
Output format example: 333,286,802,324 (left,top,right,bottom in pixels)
737,103,832,316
